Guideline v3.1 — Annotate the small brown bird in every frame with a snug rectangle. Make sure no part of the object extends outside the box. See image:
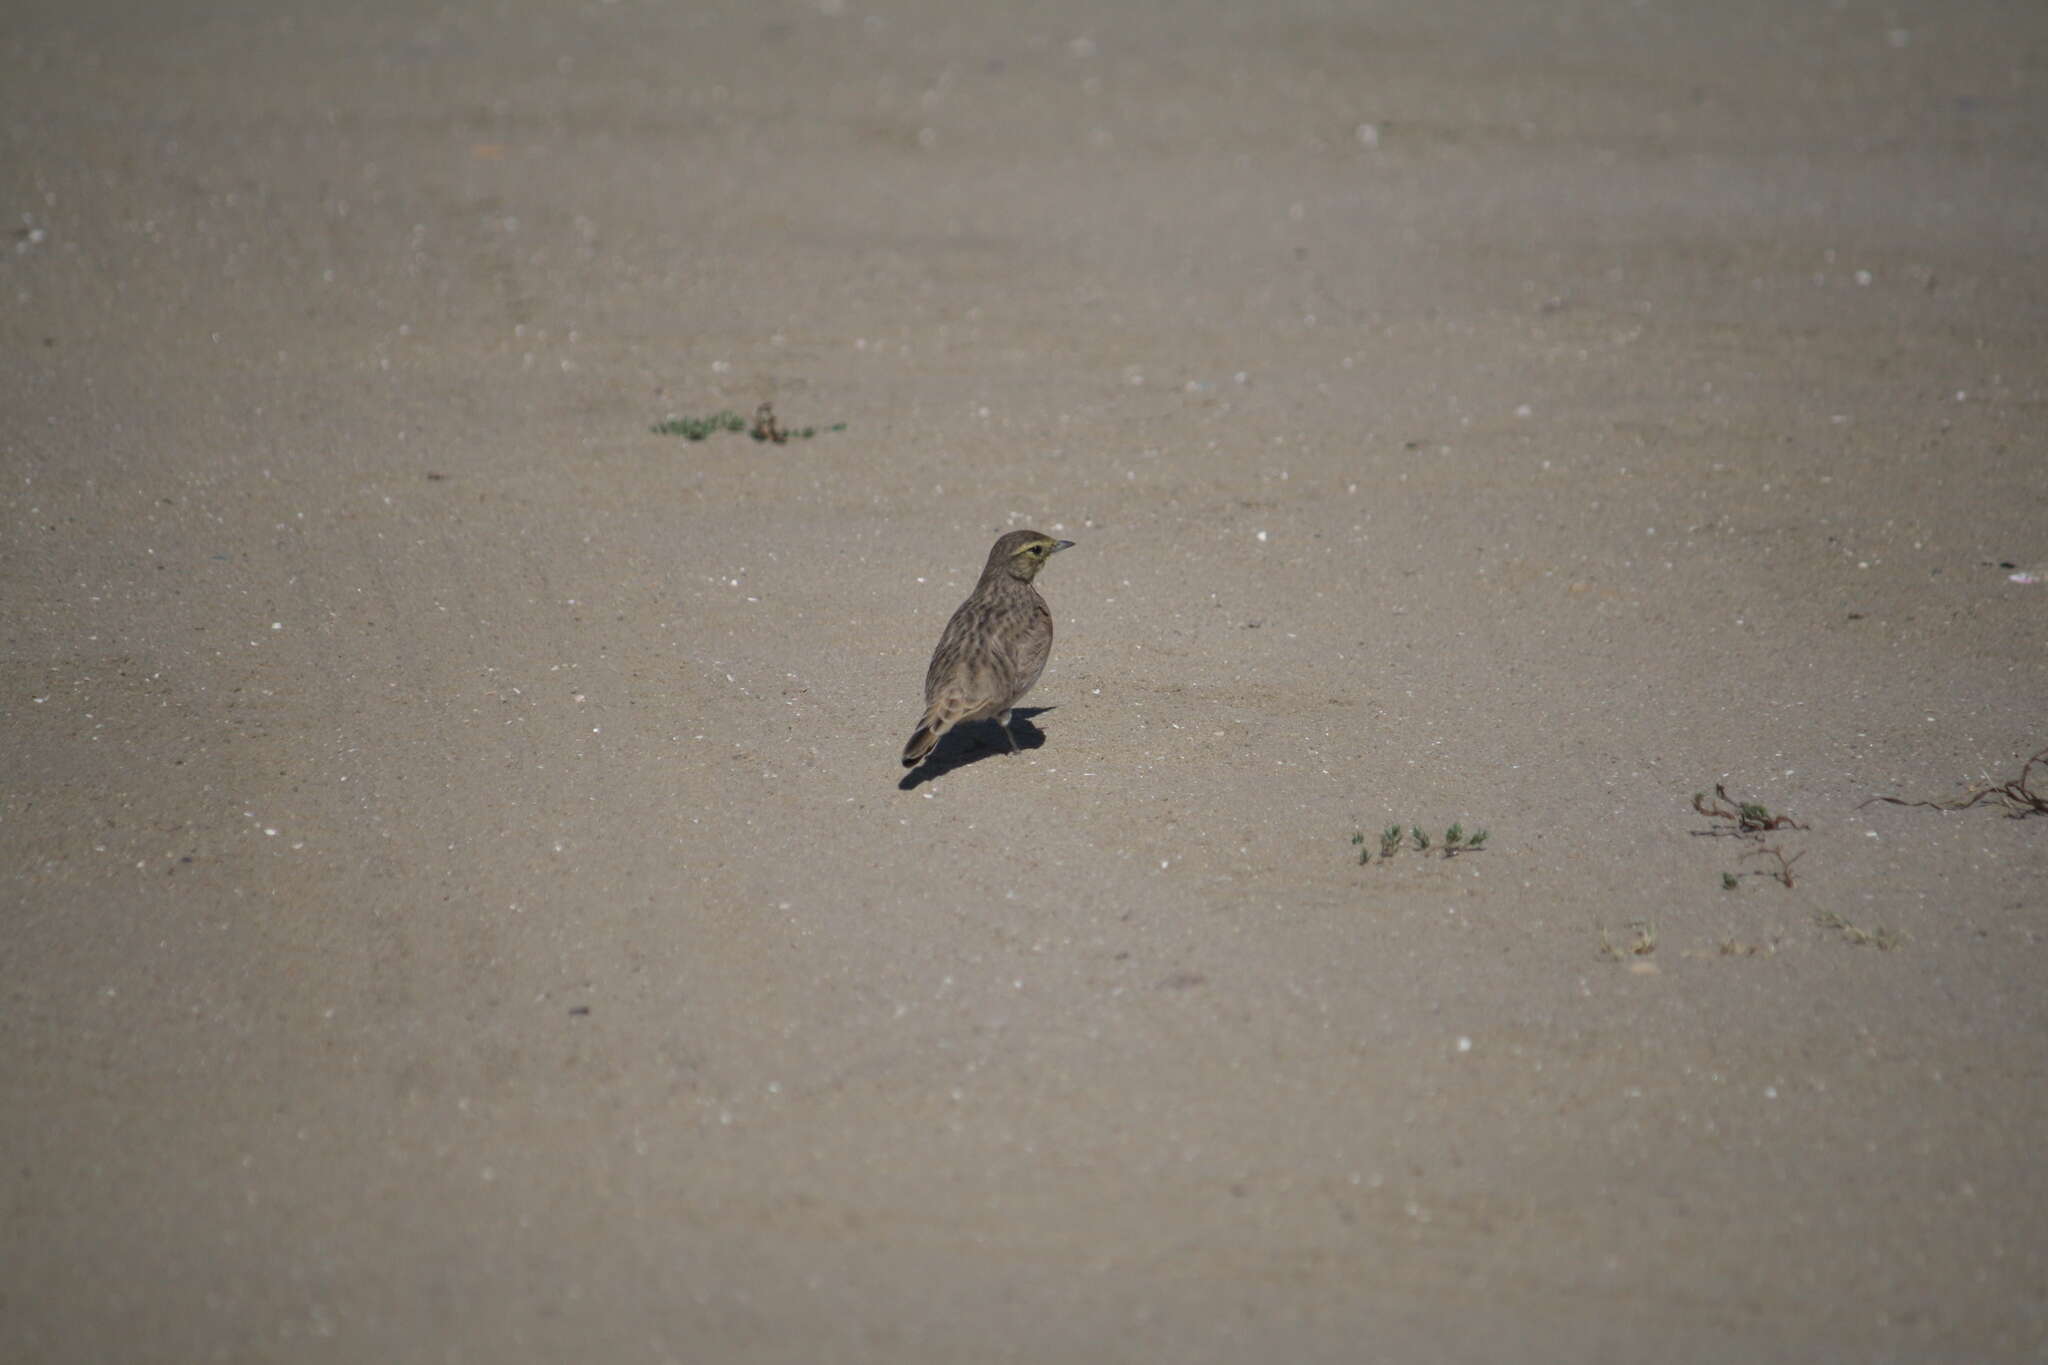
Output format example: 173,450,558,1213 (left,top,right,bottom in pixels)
902,529,1075,768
